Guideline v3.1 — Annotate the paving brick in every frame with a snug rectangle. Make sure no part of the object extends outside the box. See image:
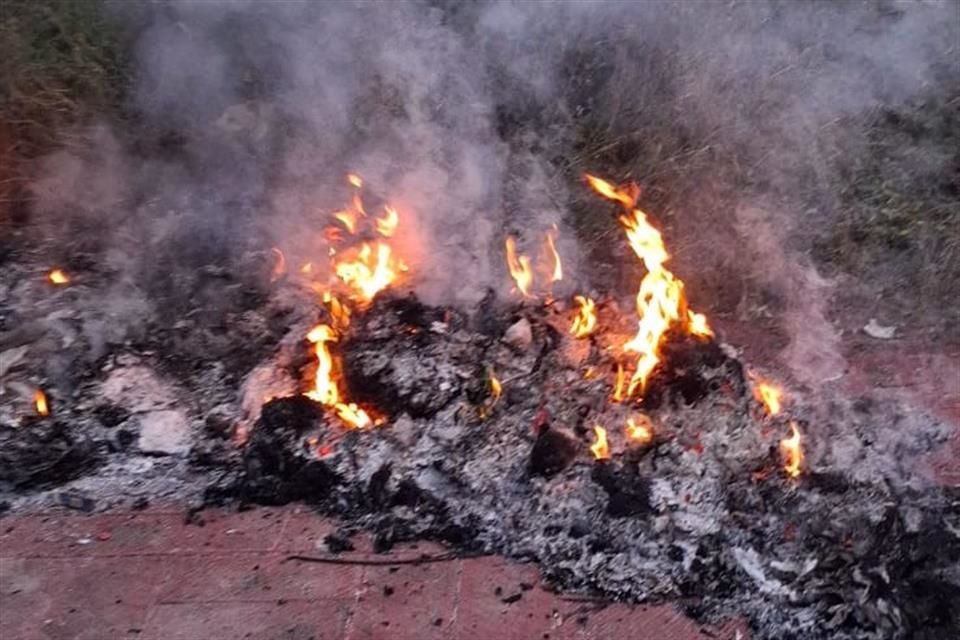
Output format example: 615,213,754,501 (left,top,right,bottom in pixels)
568,602,748,639
0,555,162,640
346,560,461,640
141,600,350,640
157,552,362,603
